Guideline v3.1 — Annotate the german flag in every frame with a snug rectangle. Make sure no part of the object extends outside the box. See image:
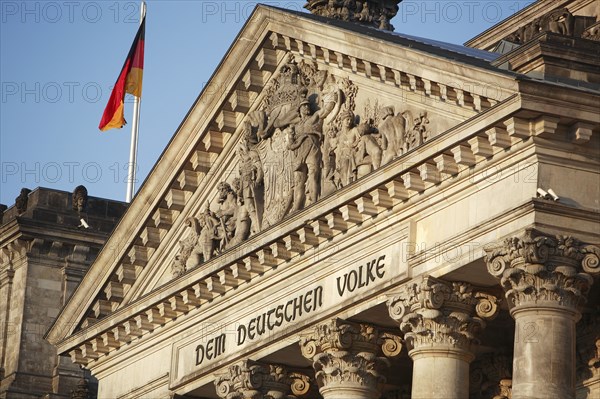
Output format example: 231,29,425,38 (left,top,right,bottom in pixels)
99,15,145,131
